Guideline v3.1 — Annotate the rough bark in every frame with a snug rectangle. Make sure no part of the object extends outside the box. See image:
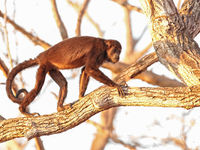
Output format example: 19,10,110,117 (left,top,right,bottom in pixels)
140,0,200,86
